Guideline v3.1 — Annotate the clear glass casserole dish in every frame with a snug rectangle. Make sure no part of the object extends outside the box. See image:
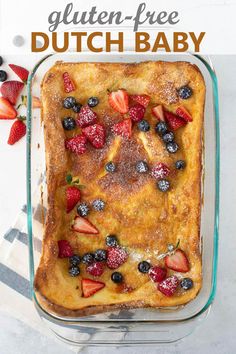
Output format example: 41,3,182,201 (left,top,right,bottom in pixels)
26,52,219,346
